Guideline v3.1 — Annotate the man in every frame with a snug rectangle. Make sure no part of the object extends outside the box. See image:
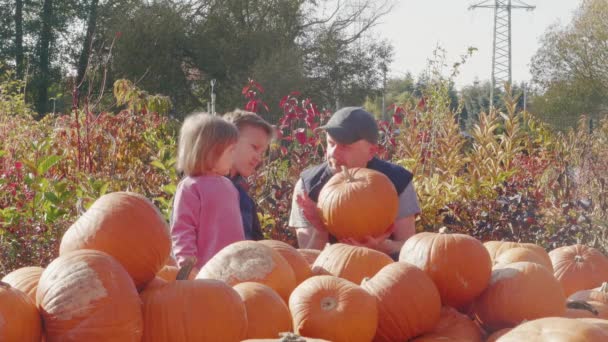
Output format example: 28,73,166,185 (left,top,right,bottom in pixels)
224,109,273,241
288,107,420,259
